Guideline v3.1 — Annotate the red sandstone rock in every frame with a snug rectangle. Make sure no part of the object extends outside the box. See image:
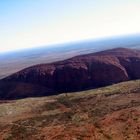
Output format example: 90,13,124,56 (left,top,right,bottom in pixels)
1,48,140,99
